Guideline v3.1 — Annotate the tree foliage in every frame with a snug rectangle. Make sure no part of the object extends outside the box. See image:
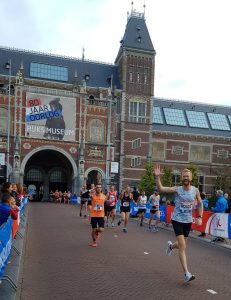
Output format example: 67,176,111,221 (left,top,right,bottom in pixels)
138,163,155,198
